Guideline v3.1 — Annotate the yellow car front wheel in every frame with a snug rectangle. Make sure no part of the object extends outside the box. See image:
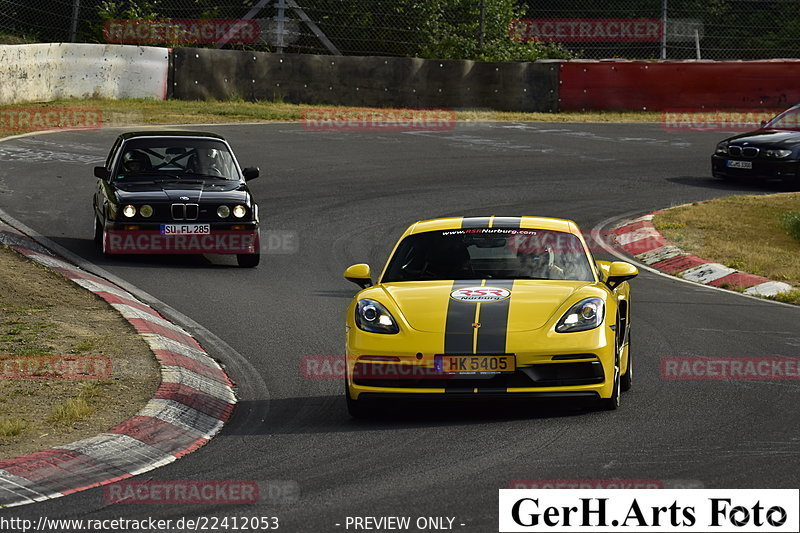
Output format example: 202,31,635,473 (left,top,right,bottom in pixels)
345,378,374,418
621,332,632,392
